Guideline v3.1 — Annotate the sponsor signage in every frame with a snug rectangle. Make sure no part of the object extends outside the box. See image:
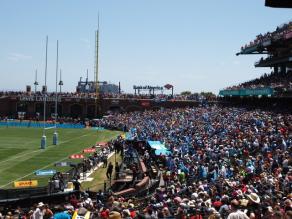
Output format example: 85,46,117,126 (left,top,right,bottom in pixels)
55,161,72,167
69,154,84,159
83,148,96,153
133,85,163,90
35,169,56,176
14,180,38,188
219,88,274,97
19,96,61,102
